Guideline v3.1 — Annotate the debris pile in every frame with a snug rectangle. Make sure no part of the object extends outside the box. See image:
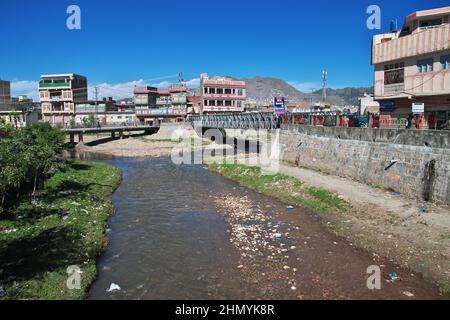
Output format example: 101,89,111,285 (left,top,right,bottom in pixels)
214,194,298,295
